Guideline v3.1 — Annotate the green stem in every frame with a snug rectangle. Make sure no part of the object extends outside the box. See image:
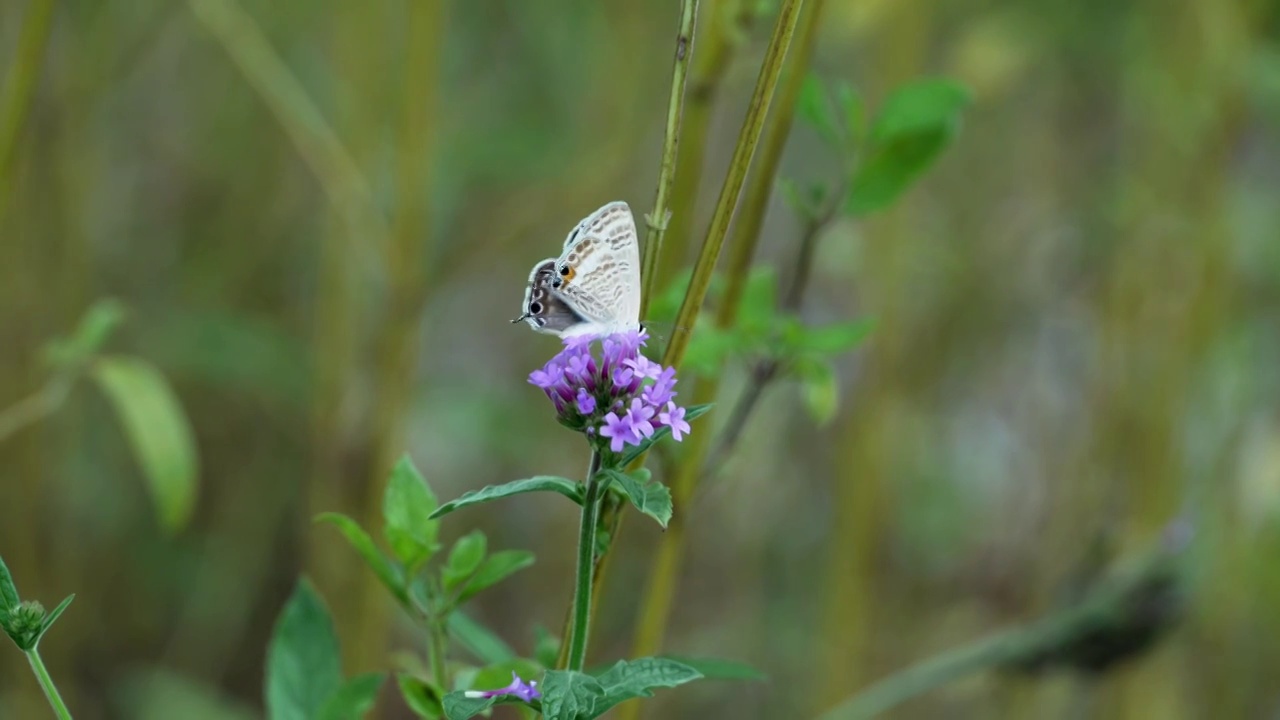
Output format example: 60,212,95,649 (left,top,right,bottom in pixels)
639,0,699,321
429,615,449,692
660,0,807,369
563,450,603,672
26,648,73,720
0,0,57,187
